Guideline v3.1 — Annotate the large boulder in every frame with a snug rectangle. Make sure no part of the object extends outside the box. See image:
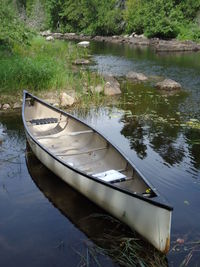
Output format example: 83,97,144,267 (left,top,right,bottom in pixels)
60,92,75,107
126,71,148,82
103,75,121,96
156,79,182,91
